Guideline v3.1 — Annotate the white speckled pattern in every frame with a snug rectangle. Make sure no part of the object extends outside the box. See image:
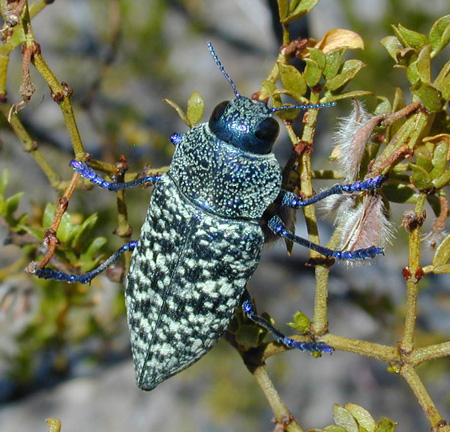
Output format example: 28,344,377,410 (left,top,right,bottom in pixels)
126,175,265,390
170,123,281,219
